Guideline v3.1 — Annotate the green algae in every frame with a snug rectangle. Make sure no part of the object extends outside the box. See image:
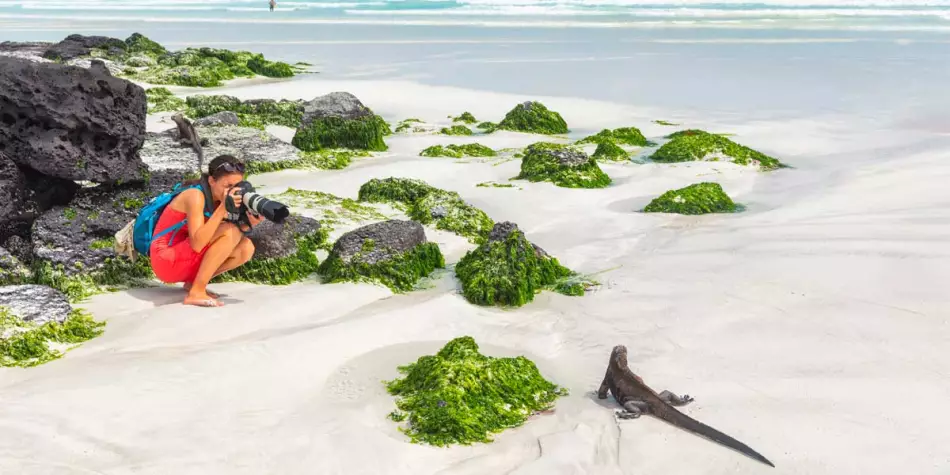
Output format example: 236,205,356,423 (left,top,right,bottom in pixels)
439,125,474,136
385,336,567,446
476,121,499,133
246,55,295,78
577,127,650,147
28,256,155,304
651,130,783,170
318,241,444,292
88,238,114,250
185,95,303,129
214,228,327,285
274,188,387,234
516,142,611,189
591,141,630,162
0,308,105,368
420,144,496,159
245,149,371,175
125,32,167,56
145,87,186,114
497,102,568,135
292,115,389,152
454,228,580,307
358,178,494,244
643,182,738,215
395,118,424,133
476,182,517,189
451,112,478,124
